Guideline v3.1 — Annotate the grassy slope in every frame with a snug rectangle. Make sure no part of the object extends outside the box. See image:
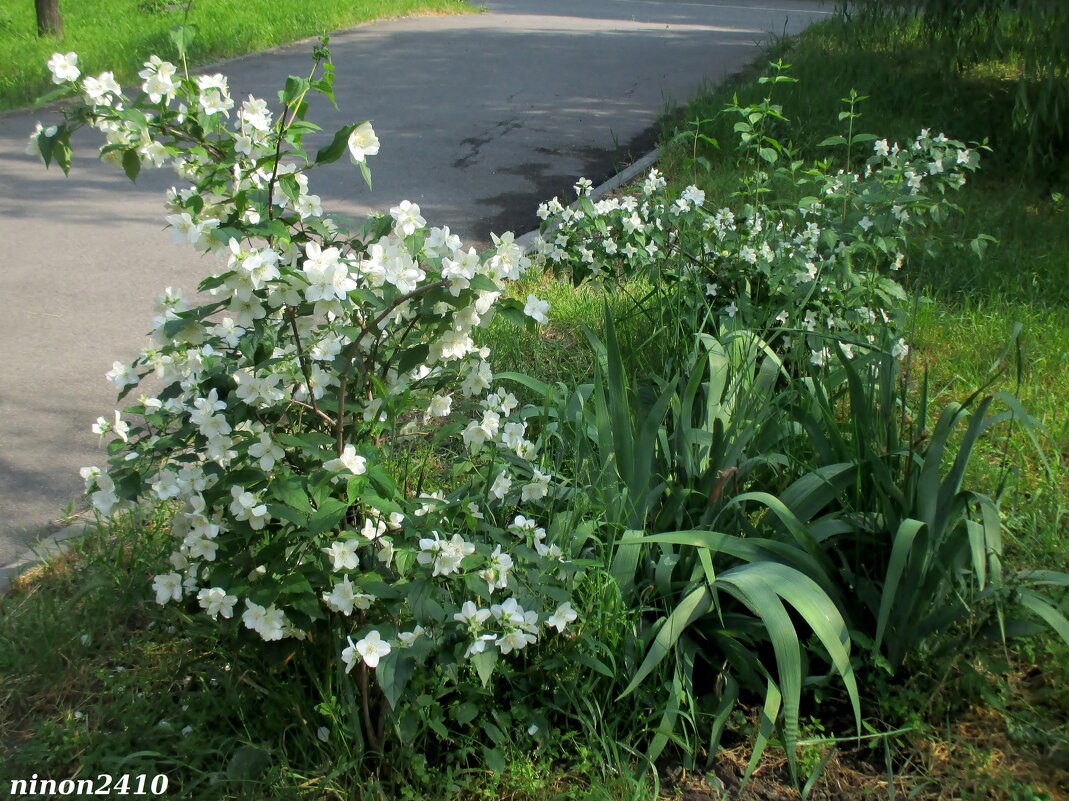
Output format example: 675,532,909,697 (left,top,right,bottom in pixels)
0,0,475,112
